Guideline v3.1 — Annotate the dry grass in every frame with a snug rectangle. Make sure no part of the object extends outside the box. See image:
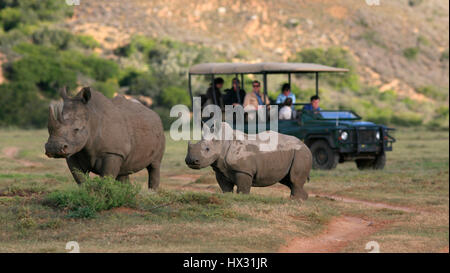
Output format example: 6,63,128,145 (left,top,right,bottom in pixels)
0,128,448,252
